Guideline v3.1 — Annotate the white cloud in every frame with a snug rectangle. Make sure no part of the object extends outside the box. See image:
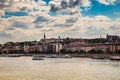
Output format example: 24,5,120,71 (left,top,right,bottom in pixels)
116,18,120,21
0,0,120,43
98,0,117,5
0,10,4,16
1,0,48,12
80,0,91,7
49,0,91,13
0,13,120,43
